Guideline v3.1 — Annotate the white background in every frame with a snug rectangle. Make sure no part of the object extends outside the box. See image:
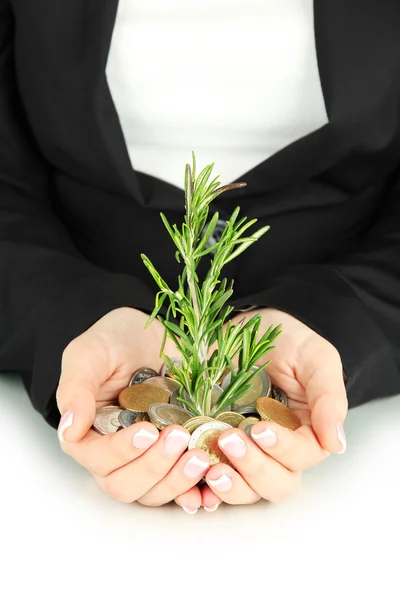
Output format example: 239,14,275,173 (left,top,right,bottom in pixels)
1,372,399,600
